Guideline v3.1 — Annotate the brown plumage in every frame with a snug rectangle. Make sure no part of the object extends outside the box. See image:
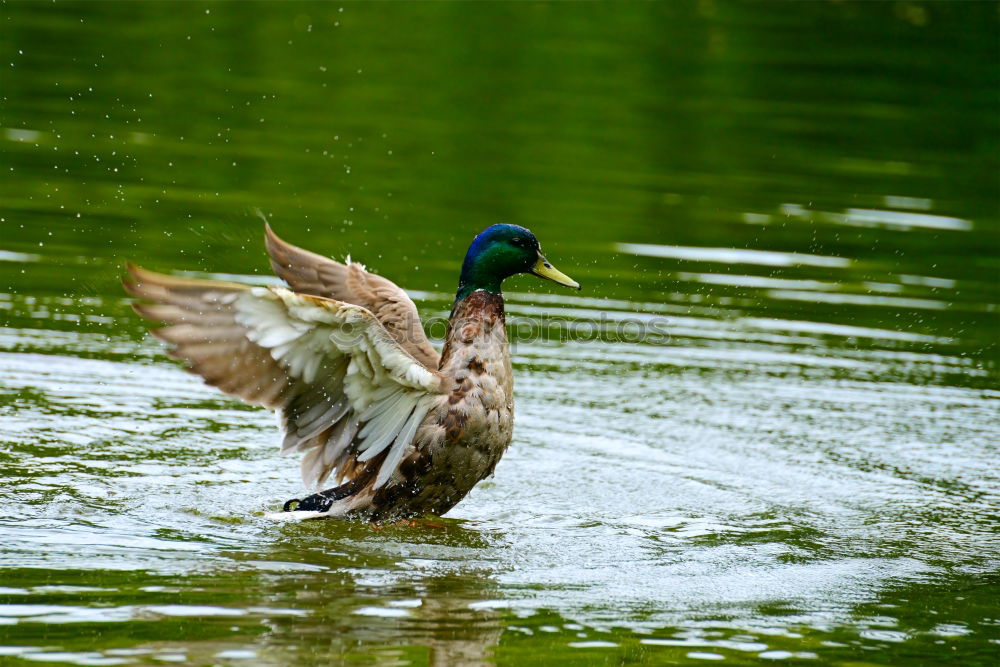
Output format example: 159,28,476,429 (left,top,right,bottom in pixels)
124,223,579,520
264,225,439,369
